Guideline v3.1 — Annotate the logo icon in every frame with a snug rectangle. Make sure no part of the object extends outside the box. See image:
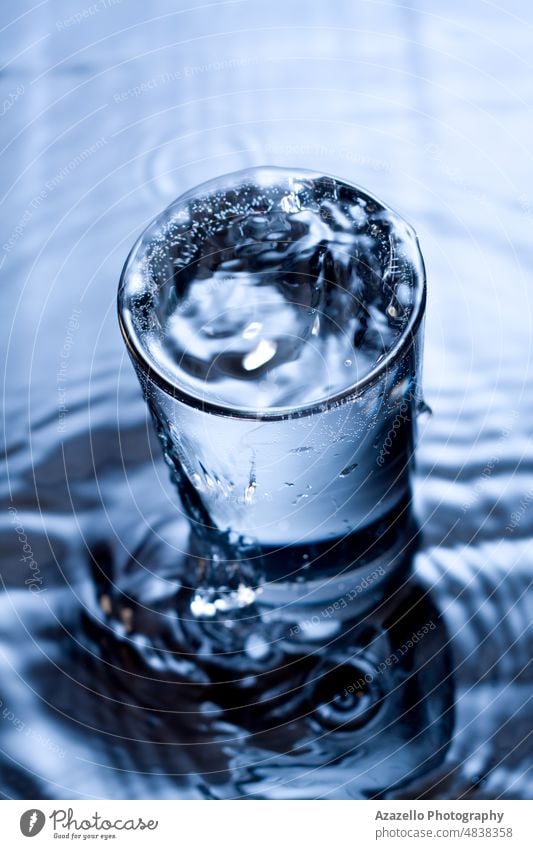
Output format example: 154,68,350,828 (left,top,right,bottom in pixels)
20,810,46,837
